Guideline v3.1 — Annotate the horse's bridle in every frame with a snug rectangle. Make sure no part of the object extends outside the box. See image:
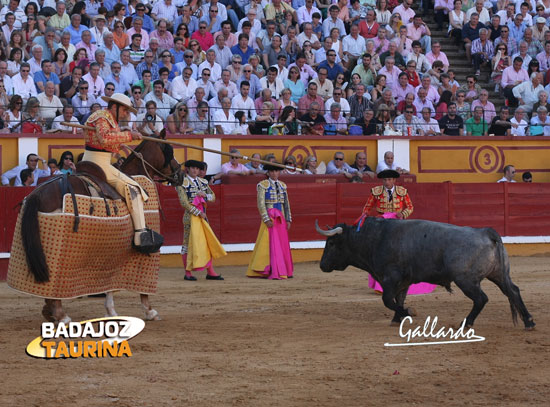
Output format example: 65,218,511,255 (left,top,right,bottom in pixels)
122,143,183,185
